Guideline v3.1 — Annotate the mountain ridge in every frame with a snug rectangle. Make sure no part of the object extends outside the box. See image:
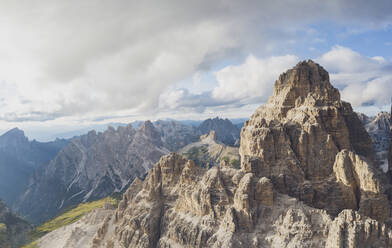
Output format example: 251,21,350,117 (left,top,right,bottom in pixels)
16,123,169,224
84,60,392,248
0,128,68,208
